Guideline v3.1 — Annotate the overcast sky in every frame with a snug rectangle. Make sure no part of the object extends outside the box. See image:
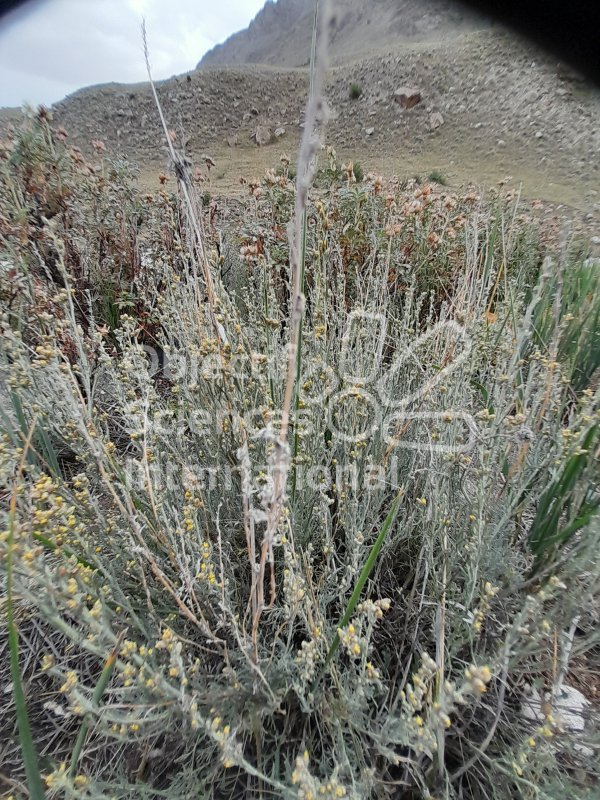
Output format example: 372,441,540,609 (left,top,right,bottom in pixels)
0,0,266,108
